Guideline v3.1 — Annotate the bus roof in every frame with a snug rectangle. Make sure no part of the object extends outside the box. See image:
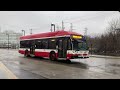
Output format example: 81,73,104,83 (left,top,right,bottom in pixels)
20,30,82,40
